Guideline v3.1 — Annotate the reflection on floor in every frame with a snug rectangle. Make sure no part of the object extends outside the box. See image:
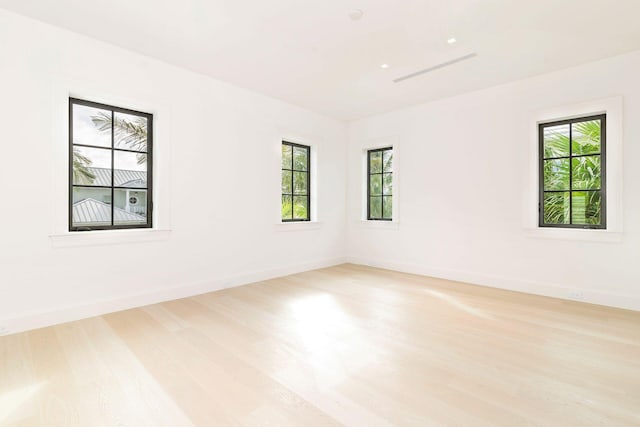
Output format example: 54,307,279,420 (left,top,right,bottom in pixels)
1,264,639,426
